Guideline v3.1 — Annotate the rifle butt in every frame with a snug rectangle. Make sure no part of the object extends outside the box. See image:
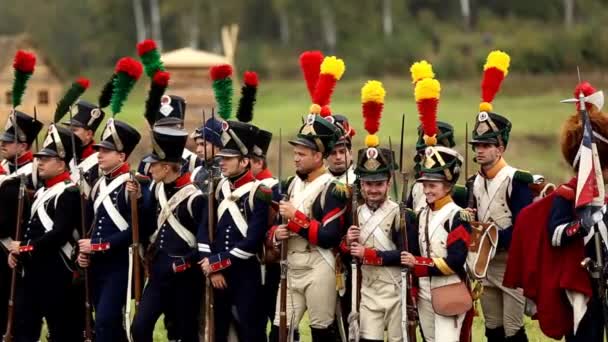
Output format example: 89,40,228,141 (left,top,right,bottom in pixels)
278,241,288,342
